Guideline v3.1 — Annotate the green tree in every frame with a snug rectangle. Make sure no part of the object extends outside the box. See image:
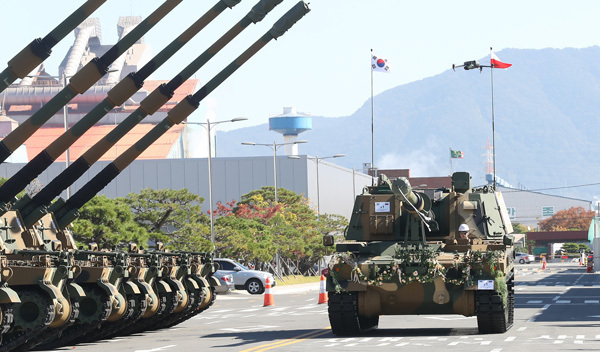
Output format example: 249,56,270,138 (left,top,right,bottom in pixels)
124,188,209,251
561,243,580,253
70,195,149,249
512,222,528,233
